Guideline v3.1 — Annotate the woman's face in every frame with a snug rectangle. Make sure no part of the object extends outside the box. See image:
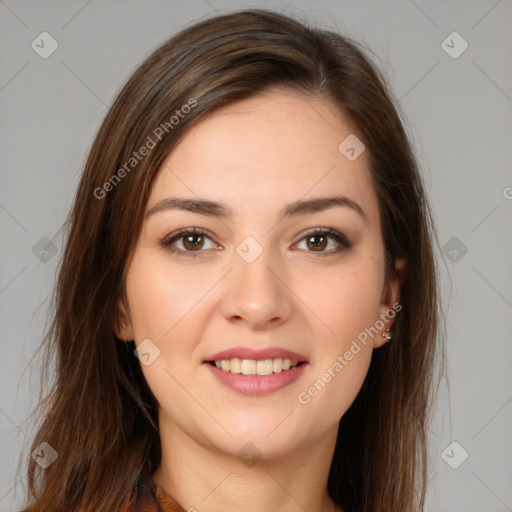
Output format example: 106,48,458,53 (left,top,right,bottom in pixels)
118,88,403,458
